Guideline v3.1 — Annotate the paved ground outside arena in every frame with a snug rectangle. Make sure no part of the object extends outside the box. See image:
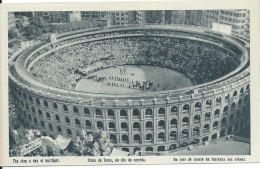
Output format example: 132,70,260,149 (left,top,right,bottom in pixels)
75,65,193,94
172,140,250,155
